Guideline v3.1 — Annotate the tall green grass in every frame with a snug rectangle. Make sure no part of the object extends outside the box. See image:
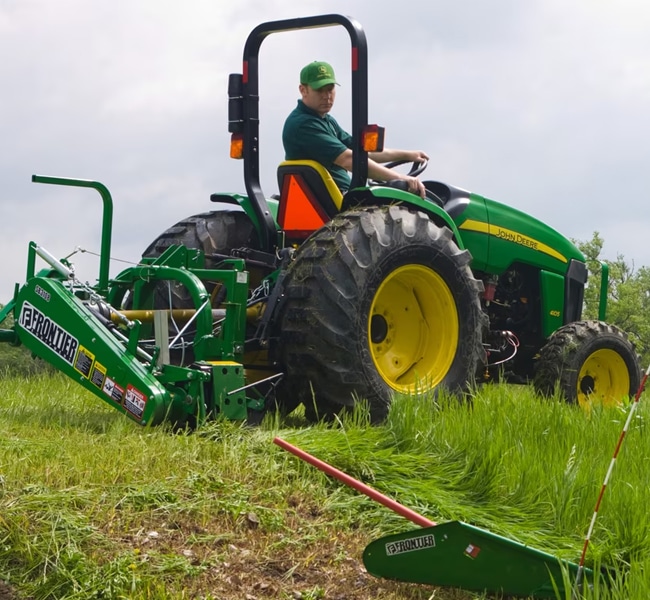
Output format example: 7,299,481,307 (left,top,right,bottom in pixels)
1,372,650,599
